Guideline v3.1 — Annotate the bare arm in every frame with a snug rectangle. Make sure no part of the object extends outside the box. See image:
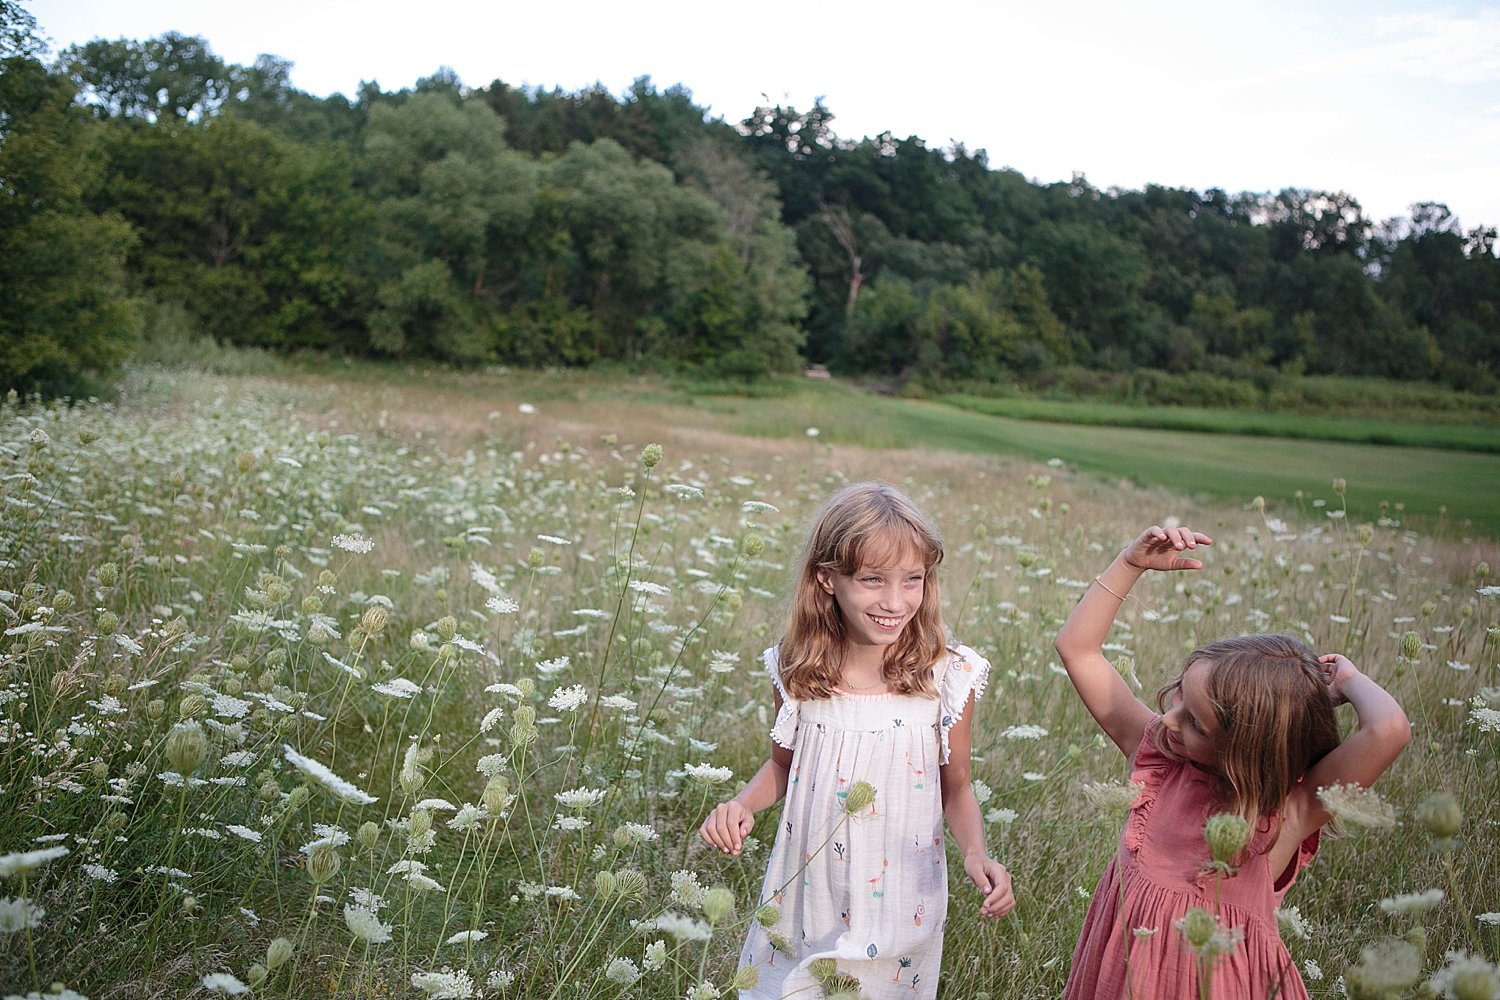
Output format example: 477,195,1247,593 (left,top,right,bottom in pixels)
939,693,1016,918
1276,654,1411,855
1055,525,1211,756
700,687,794,856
